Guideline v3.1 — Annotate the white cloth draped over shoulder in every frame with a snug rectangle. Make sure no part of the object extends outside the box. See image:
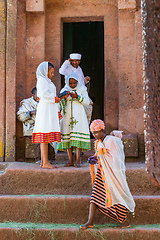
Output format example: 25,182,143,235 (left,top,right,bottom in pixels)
94,135,135,213
32,61,61,143
17,97,38,136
